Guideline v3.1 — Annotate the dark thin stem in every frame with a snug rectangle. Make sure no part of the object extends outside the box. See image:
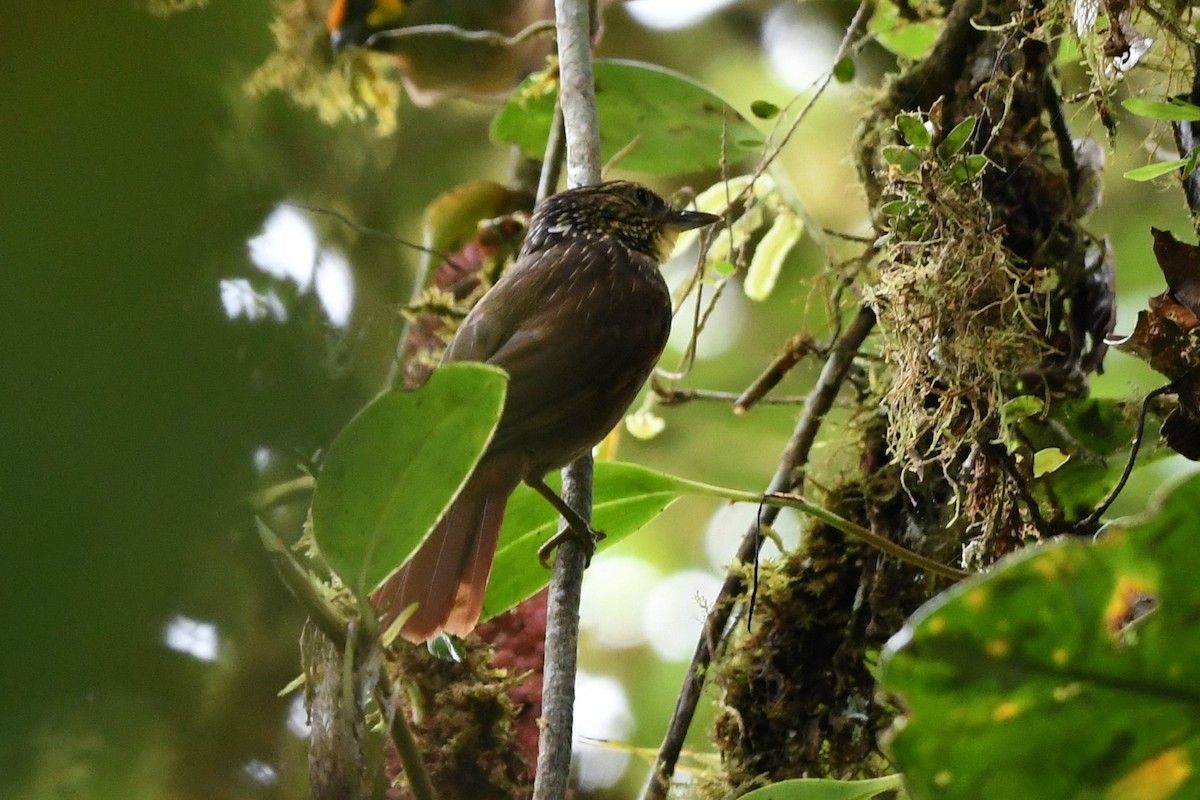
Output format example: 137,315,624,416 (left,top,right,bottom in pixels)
1077,384,1175,531
538,103,566,202
641,306,877,800
984,442,1054,536
1171,42,1200,233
